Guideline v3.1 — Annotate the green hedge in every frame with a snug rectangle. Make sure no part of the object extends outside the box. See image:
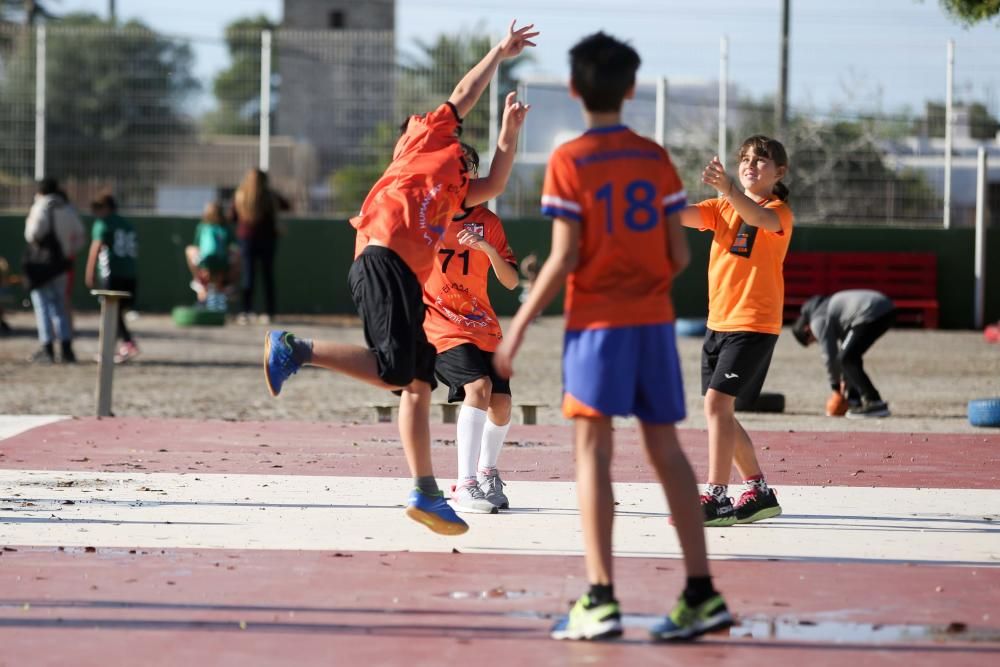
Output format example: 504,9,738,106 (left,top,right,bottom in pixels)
1,215,995,329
